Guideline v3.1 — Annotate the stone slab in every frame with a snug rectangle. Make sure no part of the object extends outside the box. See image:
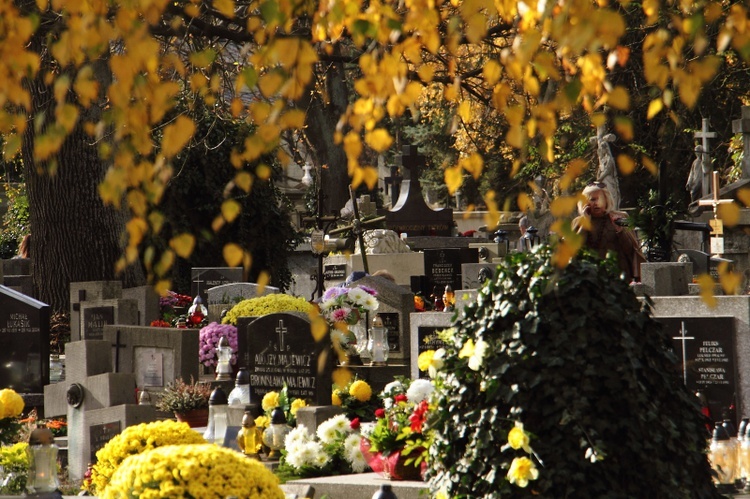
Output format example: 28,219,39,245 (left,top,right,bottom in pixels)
122,285,160,326
288,473,429,499
640,262,692,296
